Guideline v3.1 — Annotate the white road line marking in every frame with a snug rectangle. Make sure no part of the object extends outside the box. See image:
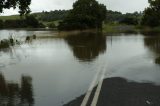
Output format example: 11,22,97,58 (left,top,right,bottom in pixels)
91,66,106,106
81,66,102,106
